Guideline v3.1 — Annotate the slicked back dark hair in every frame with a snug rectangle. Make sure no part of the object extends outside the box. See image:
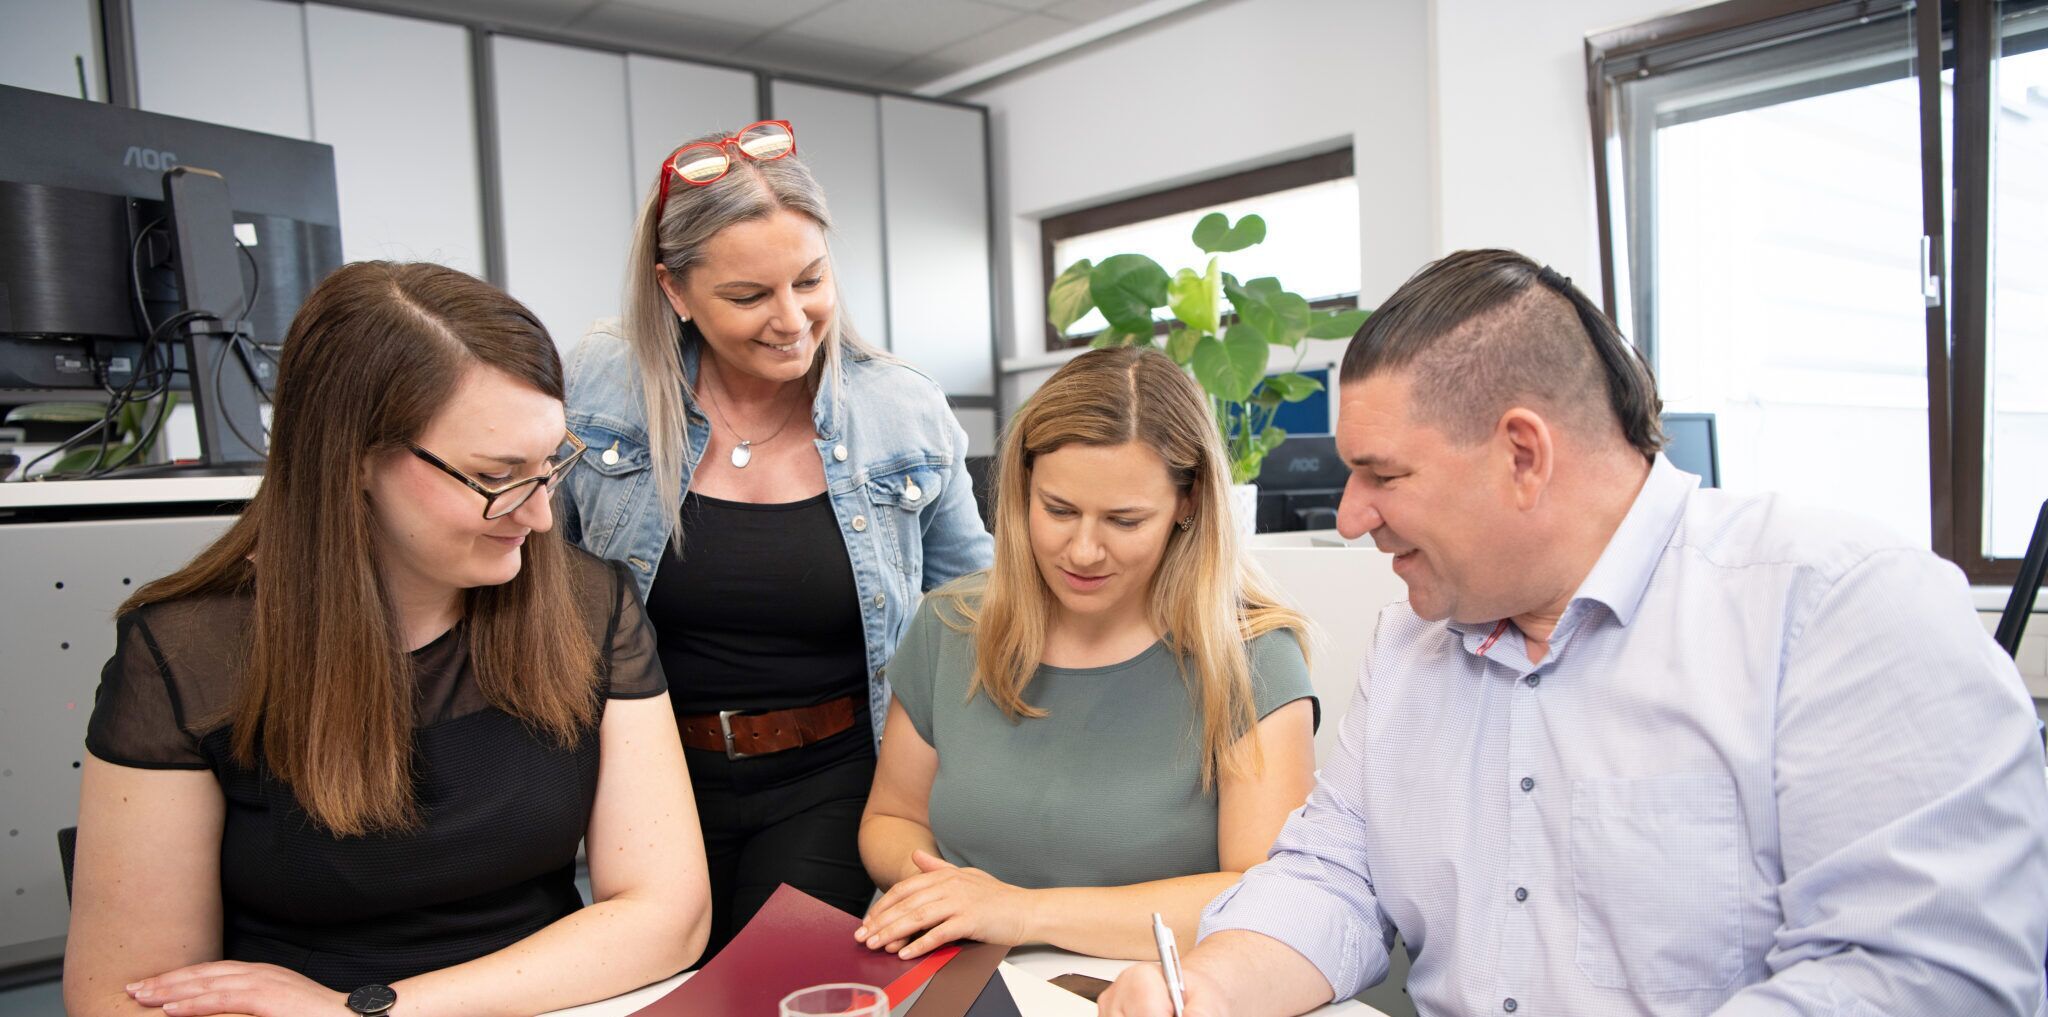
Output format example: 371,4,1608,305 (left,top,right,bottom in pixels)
1338,249,1663,462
